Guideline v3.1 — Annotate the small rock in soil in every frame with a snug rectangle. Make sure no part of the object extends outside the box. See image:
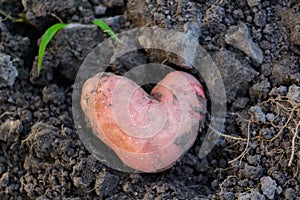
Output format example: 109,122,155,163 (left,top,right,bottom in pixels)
225,23,263,66
0,21,30,60
269,86,288,97
247,155,261,166
0,119,22,144
276,5,300,46
95,171,119,197
265,113,275,122
283,188,296,199
254,10,267,27
241,163,264,179
203,5,225,25
249,106,266,123
94,5,107,16
0,54,18,88
42,84,65,105
259,127,276,140
249,79,271,100
26,122,60,159
127,0,202,68
249,189,265,200
213,48,258,103
22,0,94,26
220,192,234,200
71,158,97,188
287,84,300,99
270,56,300,86
238,189,265,200
102,0,124,8
247,0,261,7
260,176,278,199
122,182,133,193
